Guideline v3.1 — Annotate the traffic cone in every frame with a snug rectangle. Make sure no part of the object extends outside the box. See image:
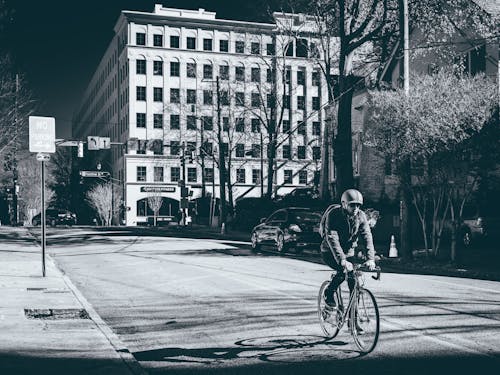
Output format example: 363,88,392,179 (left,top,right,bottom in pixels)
389,235,398,258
